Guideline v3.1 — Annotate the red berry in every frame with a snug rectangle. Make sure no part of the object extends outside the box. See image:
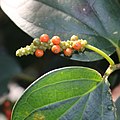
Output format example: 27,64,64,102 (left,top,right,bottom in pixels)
51,36,61,45
40,34,50,42
35,49,44,57
72,41,82,50
51,45,61,54
64,48,73,56
4,101,11,108
5,109,11,120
